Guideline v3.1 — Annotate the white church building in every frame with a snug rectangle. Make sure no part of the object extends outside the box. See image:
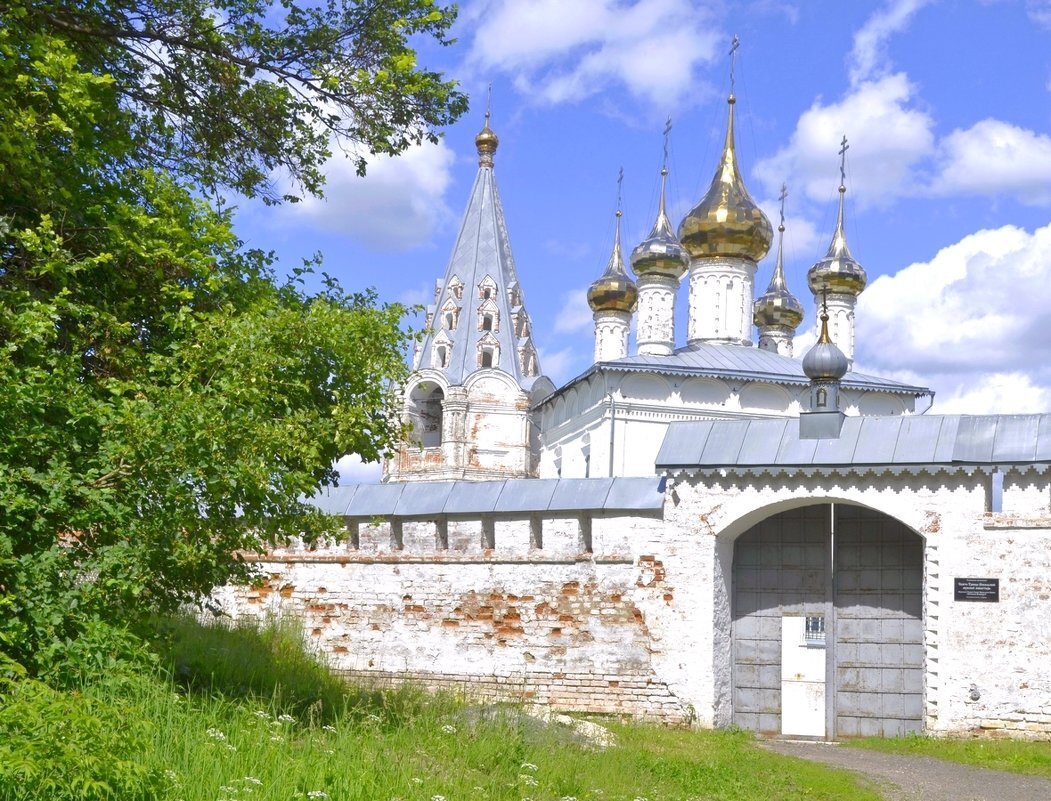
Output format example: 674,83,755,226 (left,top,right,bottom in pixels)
219,92,1051,740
